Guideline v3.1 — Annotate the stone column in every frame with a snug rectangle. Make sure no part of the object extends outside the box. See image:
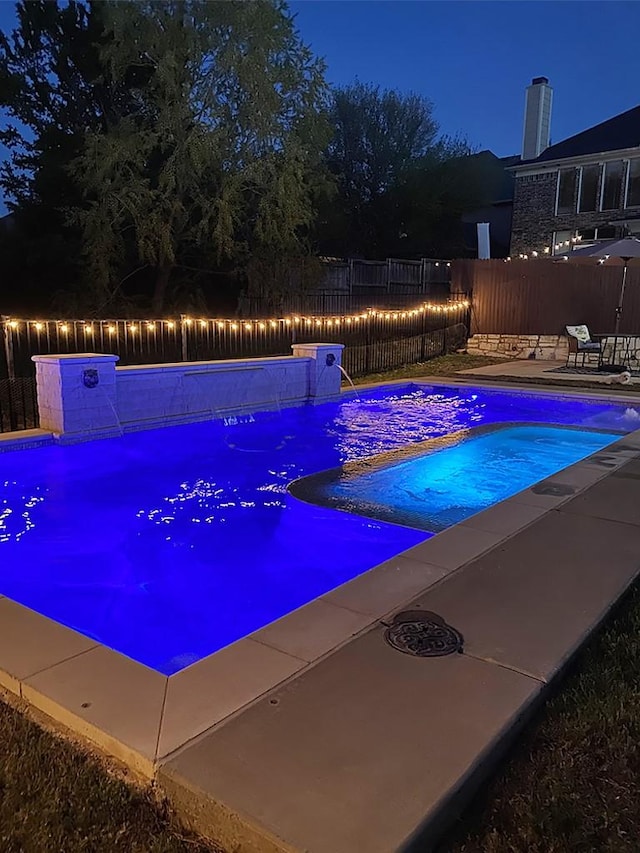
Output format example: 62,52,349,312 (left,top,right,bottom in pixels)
291,343,345,401
32,353,120,442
